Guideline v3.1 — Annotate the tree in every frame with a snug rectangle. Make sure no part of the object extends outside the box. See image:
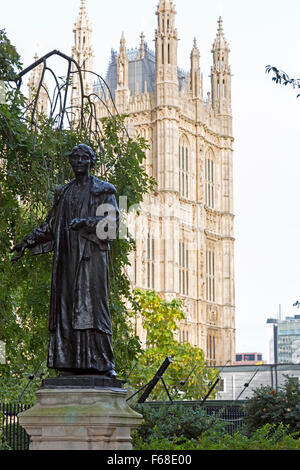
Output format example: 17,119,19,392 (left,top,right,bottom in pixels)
0,31,155,401
265,65,300,97
127,289,219,401
243,376,300,435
